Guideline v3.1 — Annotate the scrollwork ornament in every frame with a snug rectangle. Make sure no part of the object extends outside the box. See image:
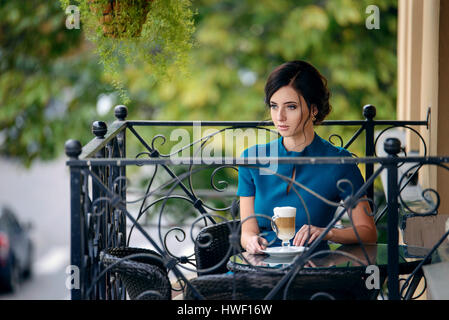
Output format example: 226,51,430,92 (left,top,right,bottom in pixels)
329,134,344,148
397,163,449,216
